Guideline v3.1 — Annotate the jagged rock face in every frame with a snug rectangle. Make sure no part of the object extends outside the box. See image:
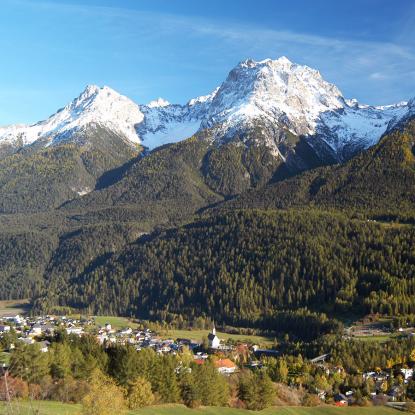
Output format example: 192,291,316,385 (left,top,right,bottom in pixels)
199,57,410,162
0,57,413,165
